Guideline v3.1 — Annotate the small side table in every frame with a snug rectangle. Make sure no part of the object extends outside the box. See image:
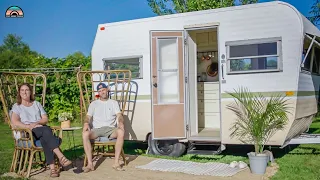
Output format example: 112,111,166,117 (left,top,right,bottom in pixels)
61,127,82,167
